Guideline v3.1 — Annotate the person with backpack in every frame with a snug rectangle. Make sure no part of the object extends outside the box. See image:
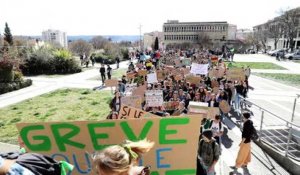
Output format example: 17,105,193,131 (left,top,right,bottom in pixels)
209,114,224,148
197,130,220,175
0,152,73,175
230,112,255,172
